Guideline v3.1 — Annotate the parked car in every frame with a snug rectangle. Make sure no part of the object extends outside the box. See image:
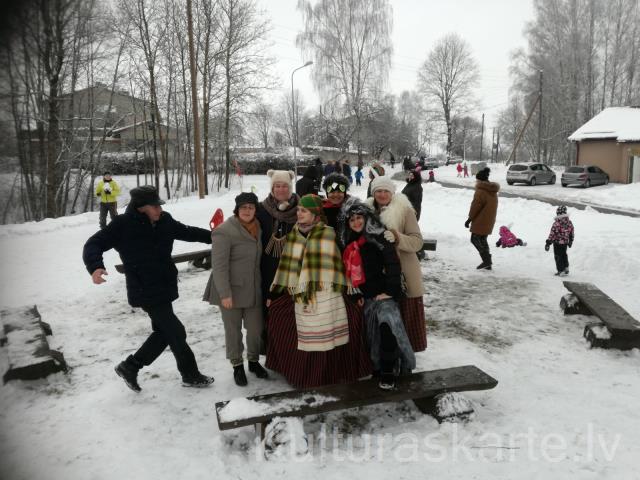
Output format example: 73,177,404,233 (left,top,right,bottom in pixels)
423,157,439,169
561,165,609,188
506,162,556,186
